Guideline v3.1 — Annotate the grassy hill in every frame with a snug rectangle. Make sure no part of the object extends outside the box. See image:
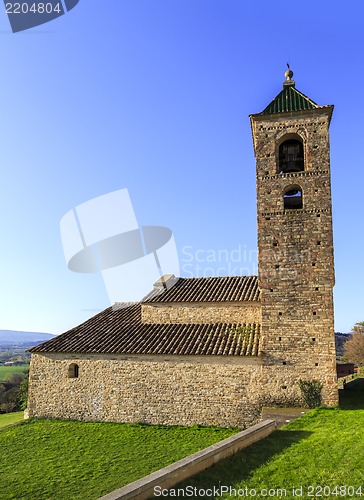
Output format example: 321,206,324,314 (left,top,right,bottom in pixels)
173,380,364,498
0,420,237,499
0,382,363,500
0,412,24,428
